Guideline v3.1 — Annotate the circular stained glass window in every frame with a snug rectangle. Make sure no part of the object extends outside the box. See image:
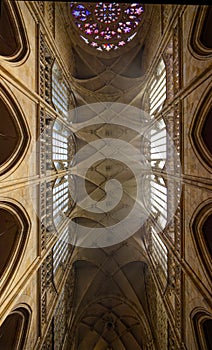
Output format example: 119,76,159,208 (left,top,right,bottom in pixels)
70,2,144,52
94,3,121,24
